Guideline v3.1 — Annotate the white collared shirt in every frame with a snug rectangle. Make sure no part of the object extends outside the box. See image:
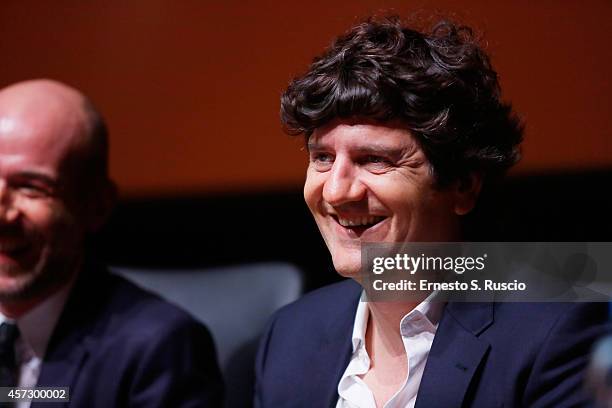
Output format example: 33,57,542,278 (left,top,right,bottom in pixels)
336,292,445,408
0,283,72,408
